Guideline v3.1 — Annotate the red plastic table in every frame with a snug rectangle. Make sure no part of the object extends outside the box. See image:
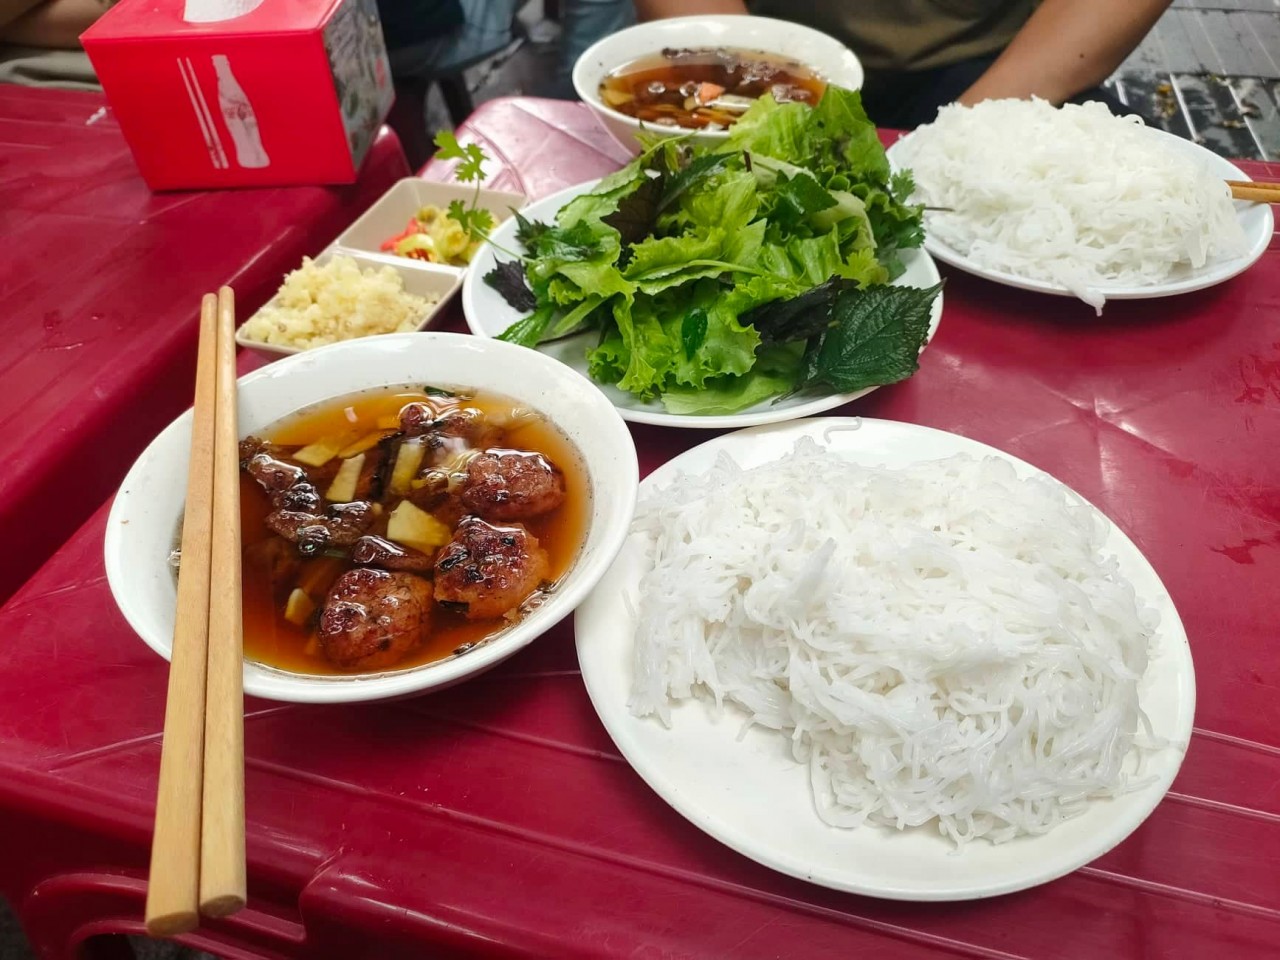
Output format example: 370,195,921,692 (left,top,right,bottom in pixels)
0,85,410,605
2,97,1278,959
